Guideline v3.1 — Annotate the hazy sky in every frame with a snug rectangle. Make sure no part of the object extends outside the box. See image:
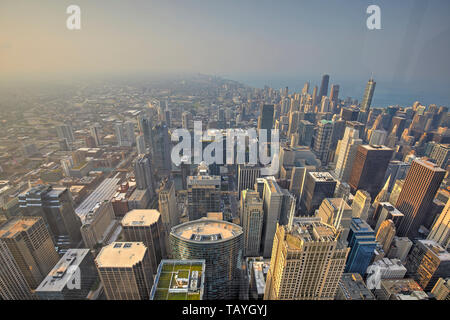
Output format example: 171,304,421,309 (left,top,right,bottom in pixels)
1,0,449,104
